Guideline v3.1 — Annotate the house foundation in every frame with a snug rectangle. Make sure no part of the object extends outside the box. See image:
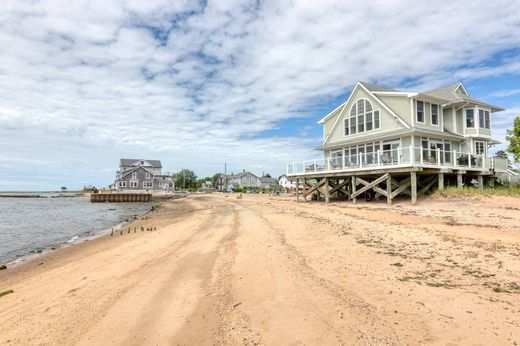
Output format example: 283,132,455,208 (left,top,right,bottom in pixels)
293,167,494,205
